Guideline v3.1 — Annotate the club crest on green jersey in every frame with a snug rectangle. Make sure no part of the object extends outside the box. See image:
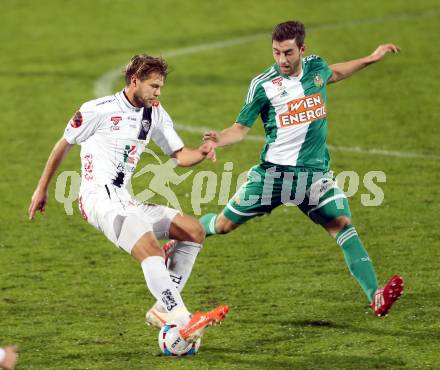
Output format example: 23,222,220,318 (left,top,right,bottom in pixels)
313,73,324,87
